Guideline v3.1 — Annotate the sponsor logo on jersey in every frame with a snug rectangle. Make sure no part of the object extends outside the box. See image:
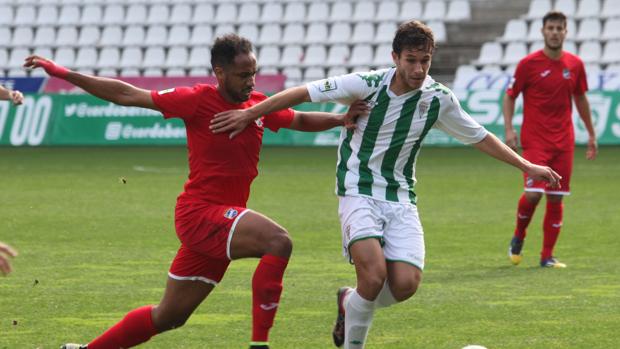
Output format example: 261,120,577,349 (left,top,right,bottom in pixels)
319,79,338,92
158,88,175,95
508,77,516,89
224,208,239,219
562,69,571,79
540,69,551,77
